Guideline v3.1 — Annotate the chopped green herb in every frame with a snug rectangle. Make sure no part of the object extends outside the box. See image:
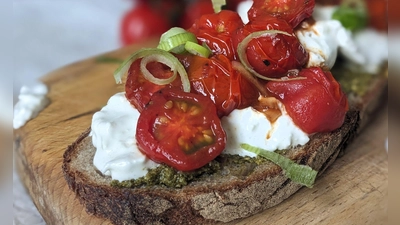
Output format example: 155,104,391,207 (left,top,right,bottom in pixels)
240,143,318,188
332,0,368,31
